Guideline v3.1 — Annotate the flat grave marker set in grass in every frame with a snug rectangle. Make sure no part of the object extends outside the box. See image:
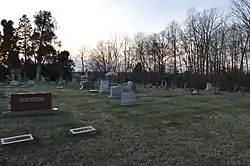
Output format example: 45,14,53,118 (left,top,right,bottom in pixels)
2,92,59,117
69,126,97,135
1,134,34,146
1,126,97,146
